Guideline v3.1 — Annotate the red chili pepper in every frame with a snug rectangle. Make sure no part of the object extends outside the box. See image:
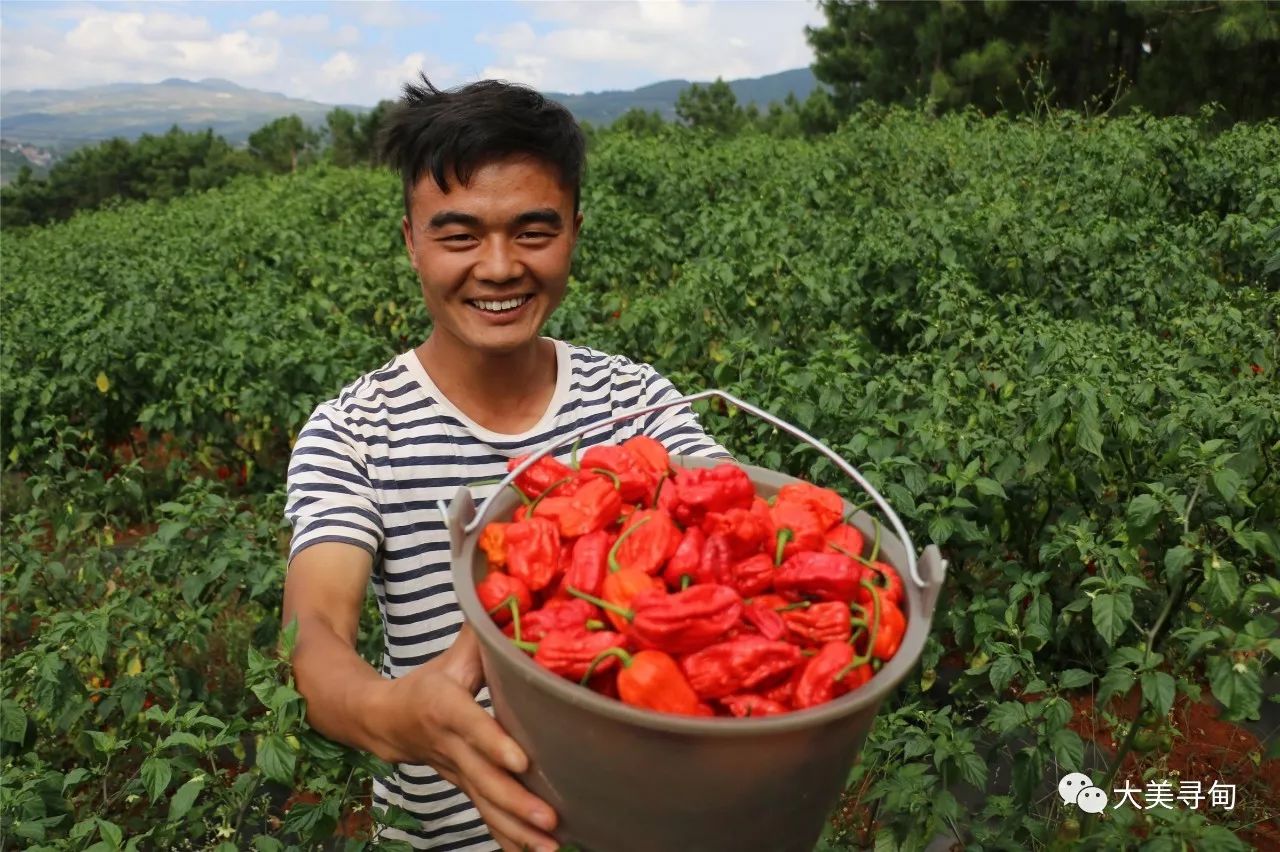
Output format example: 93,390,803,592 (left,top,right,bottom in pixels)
612,509,681,575
740,600,787,641
864,561,905,608
506,598,599,643
515,628,625,681
665,464,755,526
701,506,771,559
781,600,852,645
661,526,706,590
699,533,734,589
720,694,790,718
508,454,574,499
622,435,670,476
478,522,510,569
824,523,865,559
793,640,855,709
504,517,561,592
680,636,804,699
725,553,774,598
560,529,613,598
770,501,826,564
477,572,532,627
774,551,866,603
597,568,663,632
572,583,743,655
853,582,906,661
775,482,844,530
532,476,623,537
761,675,796,707
580,444,653,503
582,648,705,715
